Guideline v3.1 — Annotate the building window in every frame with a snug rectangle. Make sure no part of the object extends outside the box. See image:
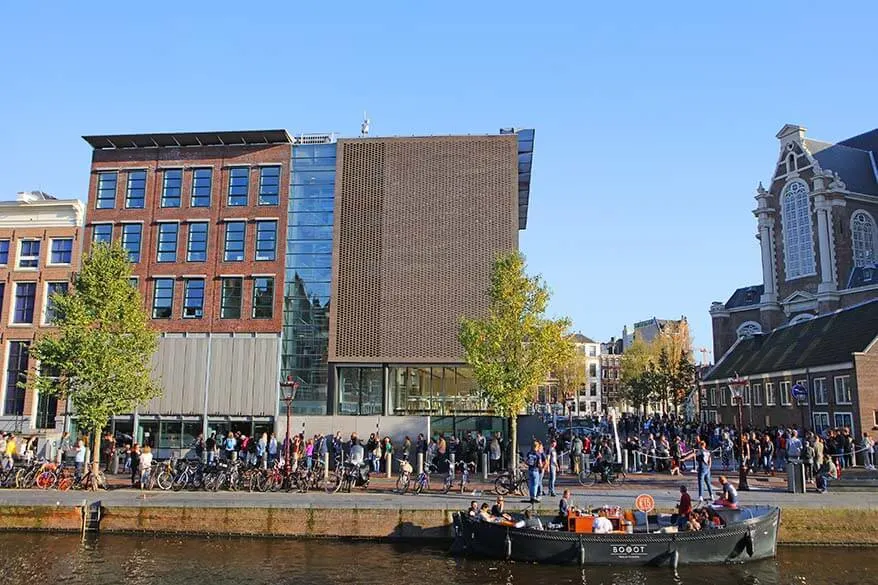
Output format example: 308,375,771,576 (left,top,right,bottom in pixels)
255,220,277,261
752,383,762,406
834,375,852,404
191,168,212,207
156,223,179,263
96,171,117,209
720,387,727,406
833,412,853,432
781,179,816,280
743,385,751,405
49,238,73,264
765,382,776,406
795,379,809,405
588,346,597,357
186,223,208,262
258,166,281,205
0,240,9,264
3,341,29,416
151,279,174,319
44,282,69,324
161,169,182,208
589,383,597,396
220,277,243,319
588,363,597,377
252,277,274,319
852,210,877,268
788,313,814,326
17,240,40,269
812,412,830,434
338,366,384,415
121,224,142,263
223,221,246,261
813,377,828,405
13,282,36,324
0,283,5,320
736,321,762,338
779,381,792,406
709,388,716,406
228,167,249,206
182,279,205,319
92,224,112,244
125,170,147,209
35,366,58,429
